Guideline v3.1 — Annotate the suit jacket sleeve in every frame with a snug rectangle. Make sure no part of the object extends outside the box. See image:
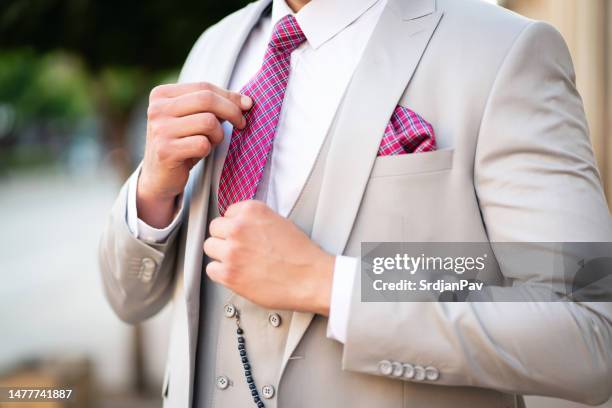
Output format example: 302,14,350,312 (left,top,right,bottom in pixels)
97,27,214,324
341,21,612,405
98,174,182,324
